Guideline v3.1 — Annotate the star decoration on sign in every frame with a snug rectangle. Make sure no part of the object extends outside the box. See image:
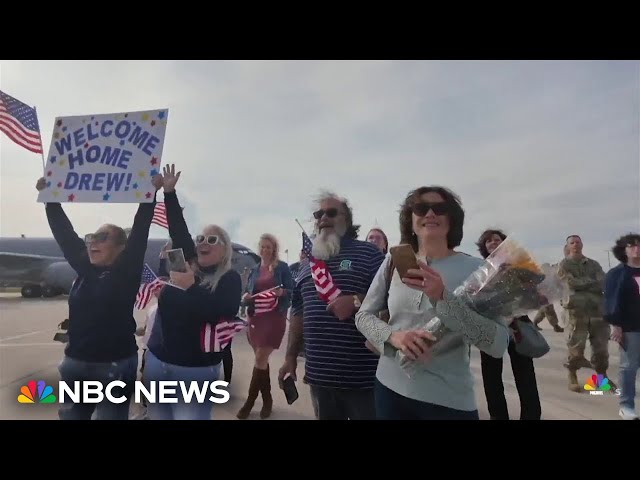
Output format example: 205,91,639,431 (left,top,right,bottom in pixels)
68,194,75,202
56,119,62,127
53,191,60,197
50,156,57,164
132,183,139,189
142,113,150,122
158,111,166,119
145,192,152,199
138,170,146,178
84,143,89,149
135,192,142,199
47,181,51,188
103,193,110,201
151,120,156,127
47,171,52,177
53,132,60,139
150,157,158,165
57,182,63,188
59,159,66,166
150,169,158,176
